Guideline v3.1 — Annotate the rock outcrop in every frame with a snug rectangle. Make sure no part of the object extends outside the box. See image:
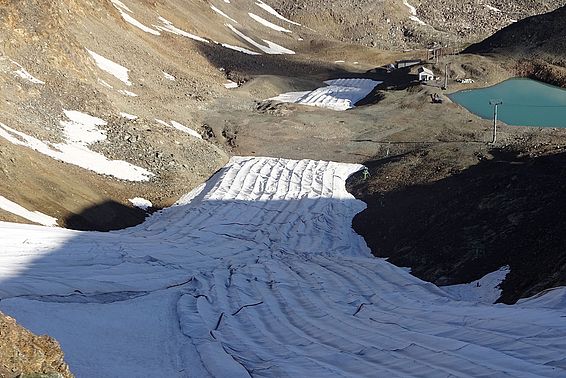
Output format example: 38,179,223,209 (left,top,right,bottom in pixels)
0,312,73,378
465,6,566,86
